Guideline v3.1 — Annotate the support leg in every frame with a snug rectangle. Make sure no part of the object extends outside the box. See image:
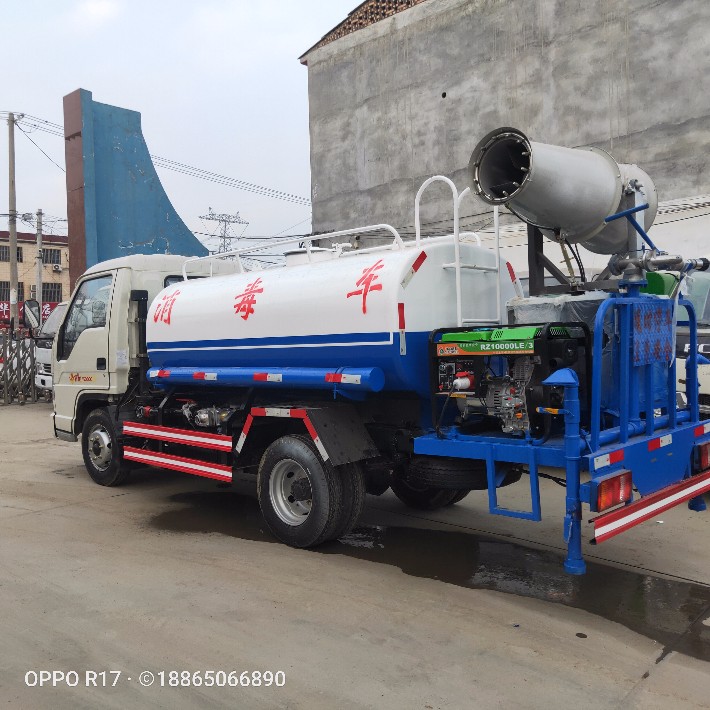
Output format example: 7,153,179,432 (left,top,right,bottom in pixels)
688,495,707,512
